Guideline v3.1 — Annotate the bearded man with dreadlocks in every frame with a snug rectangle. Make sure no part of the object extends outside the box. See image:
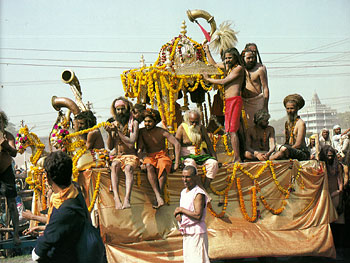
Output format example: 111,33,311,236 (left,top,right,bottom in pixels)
240,43,269,130
270,94,309,161
106,97,139,209
202,47,245,162
74,110,104,150
244,109,275,161
319,145,345,259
